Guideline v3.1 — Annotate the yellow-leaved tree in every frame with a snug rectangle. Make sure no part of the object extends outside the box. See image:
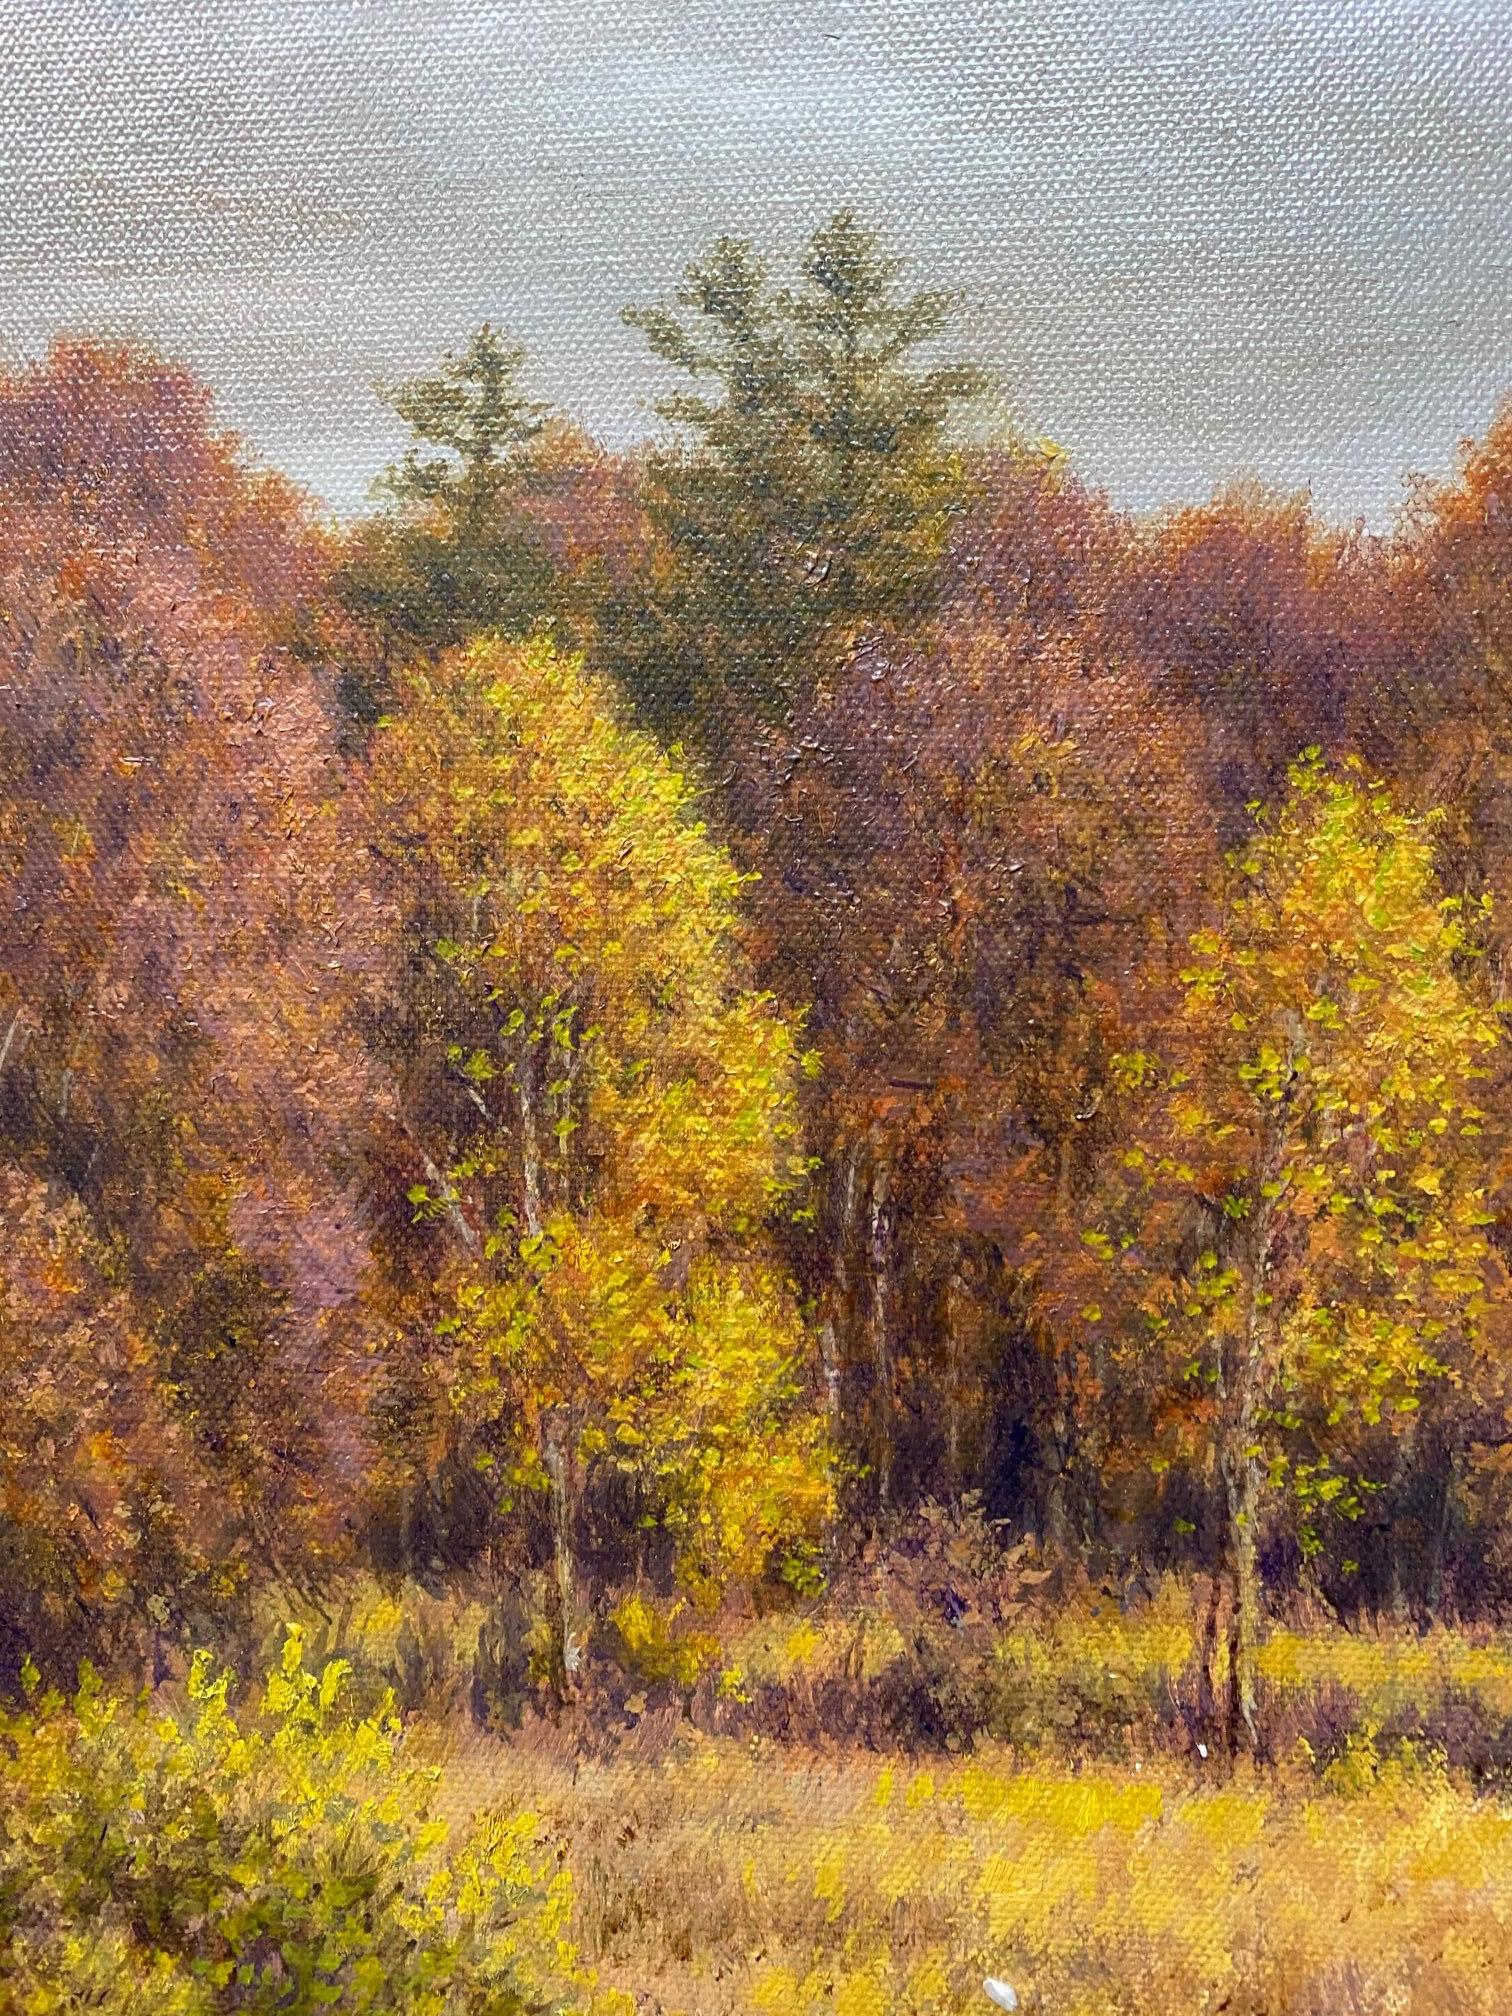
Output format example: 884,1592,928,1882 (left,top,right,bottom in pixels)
1081,753,1502,1752
367,635,833,1692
